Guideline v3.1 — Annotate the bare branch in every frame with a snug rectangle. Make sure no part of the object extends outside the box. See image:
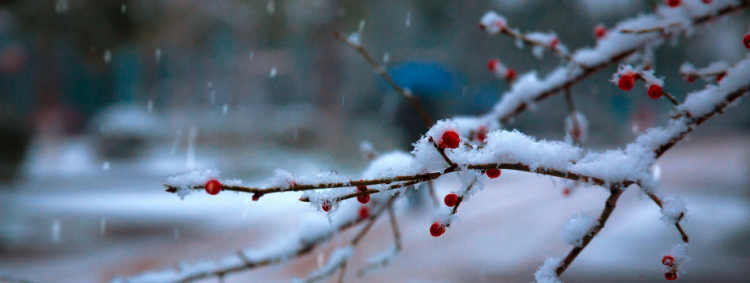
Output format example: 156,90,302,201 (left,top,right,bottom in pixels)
333,32,433,128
